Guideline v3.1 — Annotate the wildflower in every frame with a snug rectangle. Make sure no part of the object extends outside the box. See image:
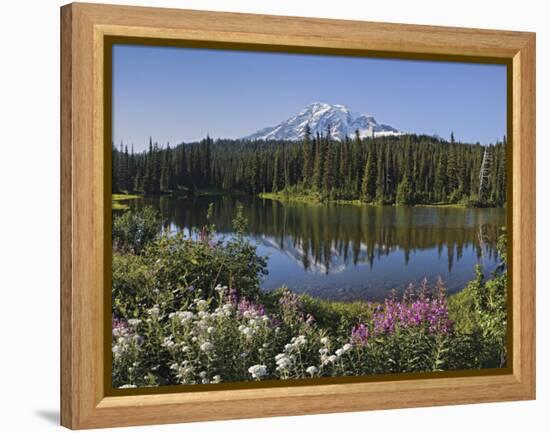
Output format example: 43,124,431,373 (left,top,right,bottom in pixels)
320,337,329,345
127,319,141,327
112,328,125,338
161,337,175,348
294,335,307,346
207,326,215,334
214,284,227,294
212,375,222,384
112,345,123,356
335,349,344,357
147,306,160,318
275,354,292,369
200,342,214,352
221,304,233,316
119,384,137,389
342,343,353,352
240,327,254,338
351,324,370,346
248,364,268,379
237,298,266,318
196,299,208,311
179,311,194,324
306,366,318,376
